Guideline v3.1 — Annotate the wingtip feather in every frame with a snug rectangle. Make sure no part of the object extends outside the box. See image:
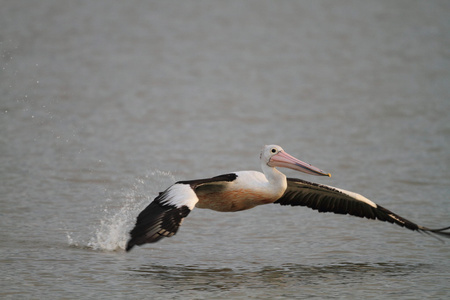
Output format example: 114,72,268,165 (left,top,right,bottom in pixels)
125,242,135,252
420,226,450,238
